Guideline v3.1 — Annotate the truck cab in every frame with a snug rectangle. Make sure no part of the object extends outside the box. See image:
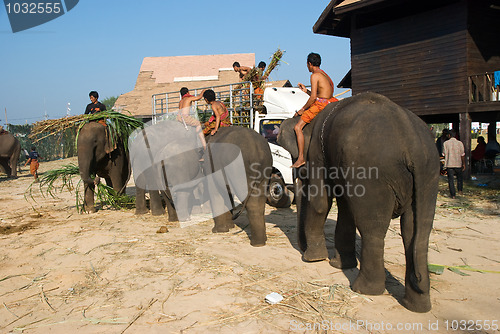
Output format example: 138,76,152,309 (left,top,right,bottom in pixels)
253,87,309,207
